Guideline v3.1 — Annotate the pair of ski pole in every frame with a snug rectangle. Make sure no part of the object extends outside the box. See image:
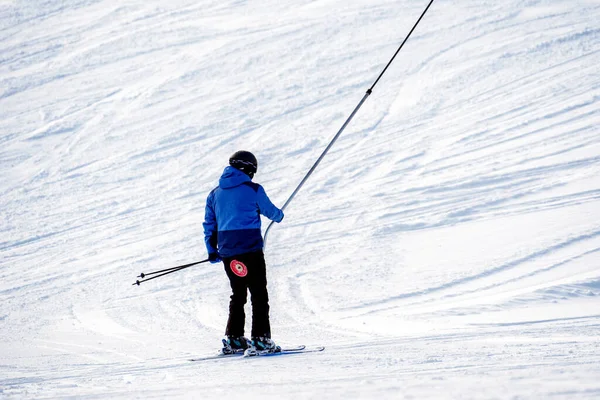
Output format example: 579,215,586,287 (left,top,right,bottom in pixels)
132,259,209,286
